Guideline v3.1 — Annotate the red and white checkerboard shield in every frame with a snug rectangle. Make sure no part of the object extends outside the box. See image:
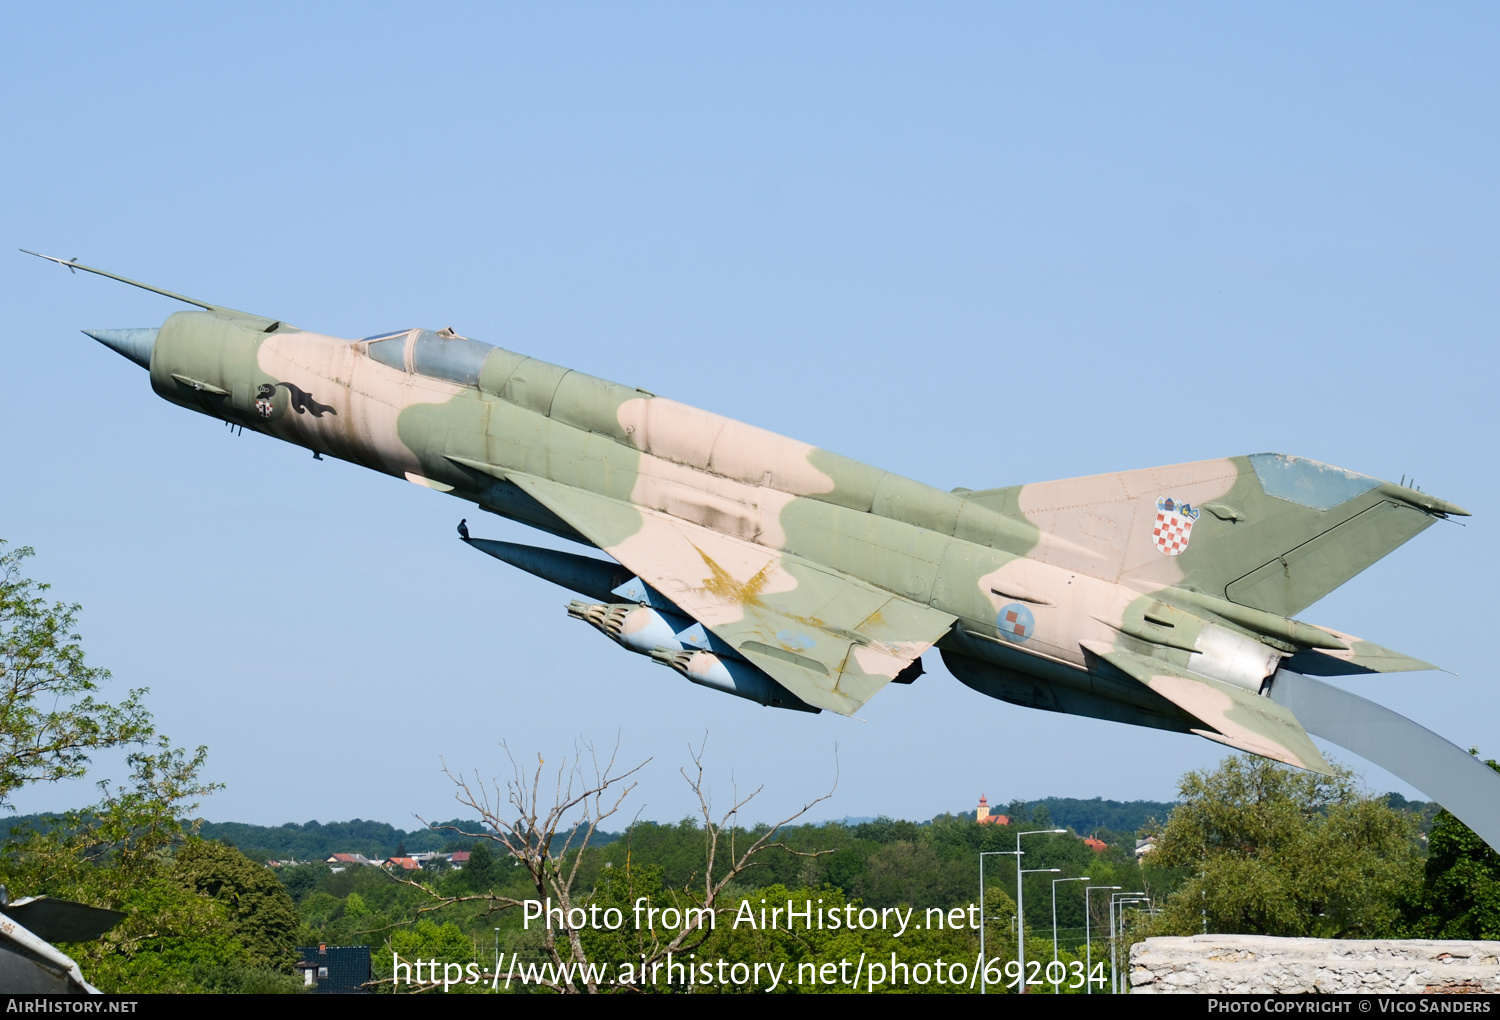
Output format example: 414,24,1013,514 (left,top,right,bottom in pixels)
1152,499,1197,556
